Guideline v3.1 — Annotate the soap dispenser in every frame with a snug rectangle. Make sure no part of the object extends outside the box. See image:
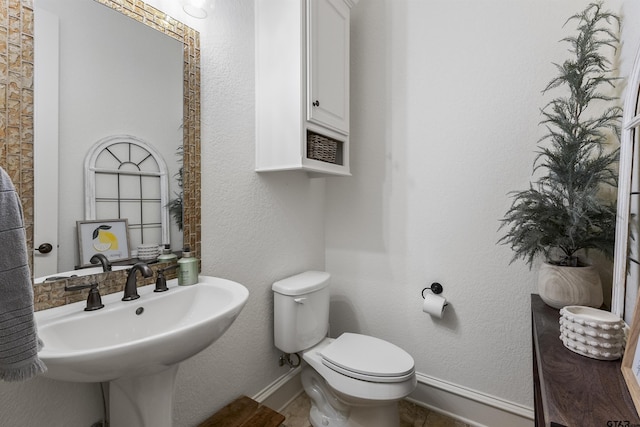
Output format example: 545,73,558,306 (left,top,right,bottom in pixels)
157,244,178,262
177,246,198,286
